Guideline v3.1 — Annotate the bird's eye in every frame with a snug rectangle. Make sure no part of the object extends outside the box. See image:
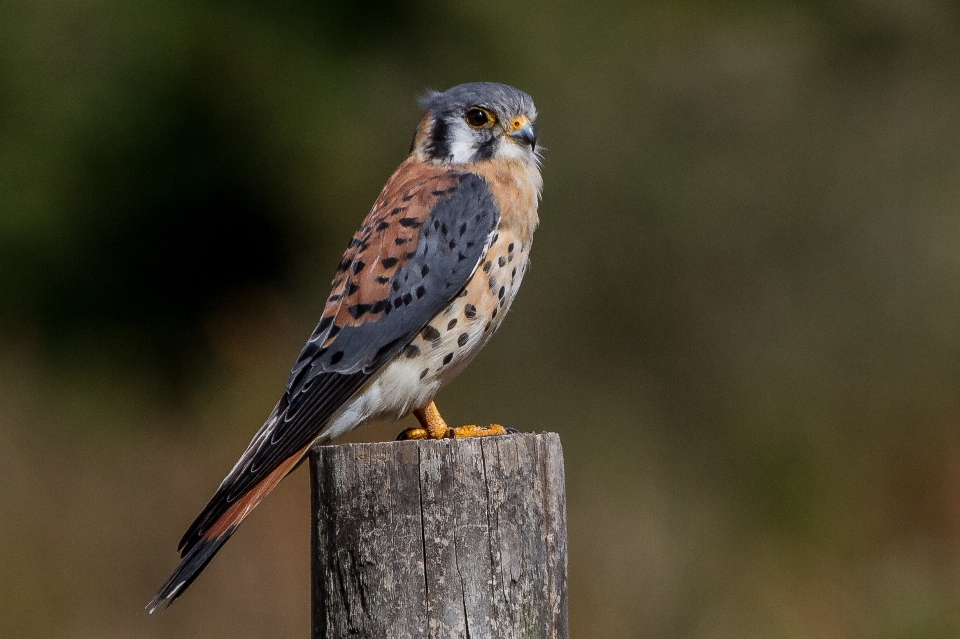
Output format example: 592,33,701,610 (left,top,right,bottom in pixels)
465,107,496,128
